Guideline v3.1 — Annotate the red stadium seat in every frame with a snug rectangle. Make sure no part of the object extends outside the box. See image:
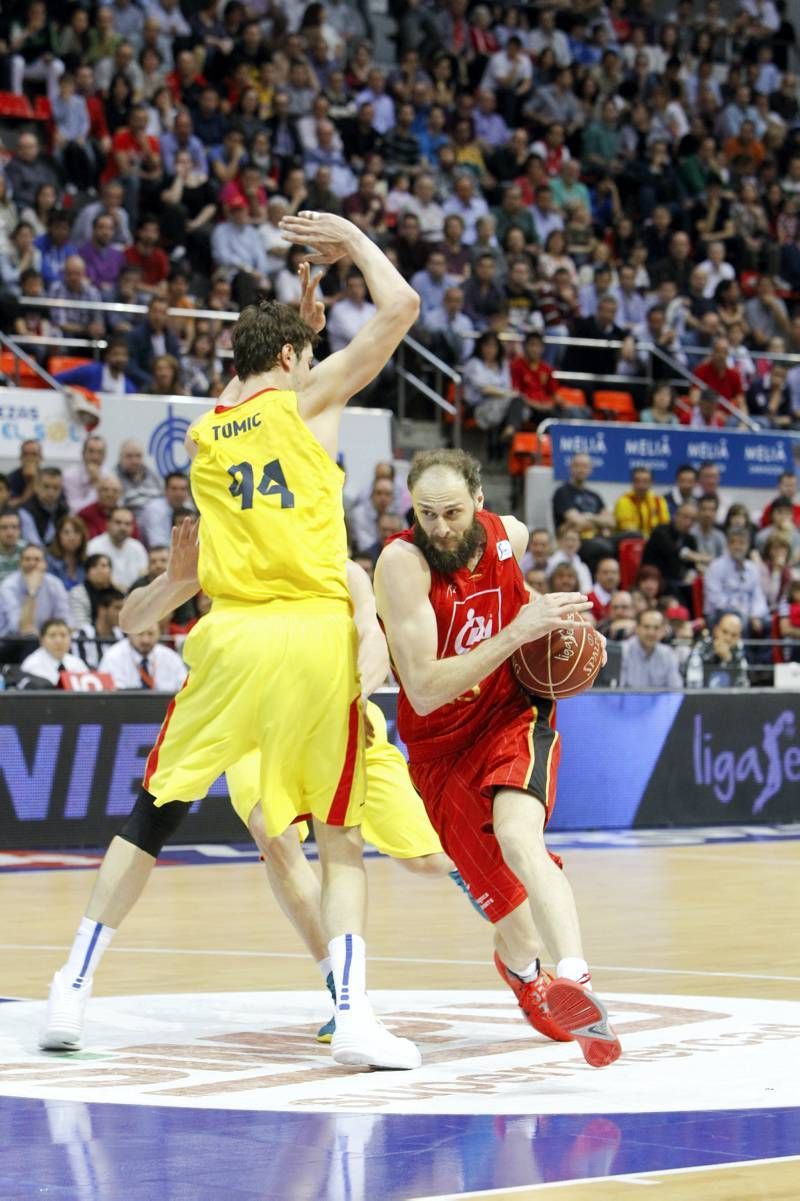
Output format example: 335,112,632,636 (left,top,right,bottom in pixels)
593,390,638,422
0,92,34,119
508,432,552,477
618,537,644,589
555,386,588,410
691,574,705,621
0,351,45,387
